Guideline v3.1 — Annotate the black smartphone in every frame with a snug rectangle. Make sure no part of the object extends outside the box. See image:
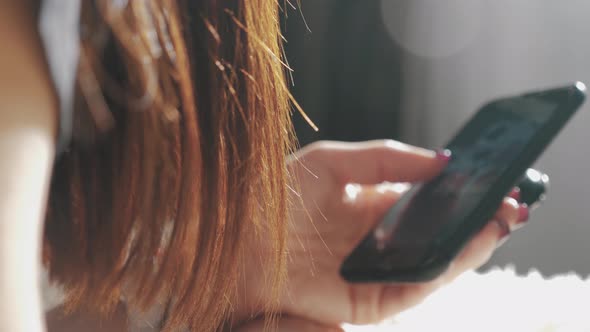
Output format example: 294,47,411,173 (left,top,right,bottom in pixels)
340,82,586,283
